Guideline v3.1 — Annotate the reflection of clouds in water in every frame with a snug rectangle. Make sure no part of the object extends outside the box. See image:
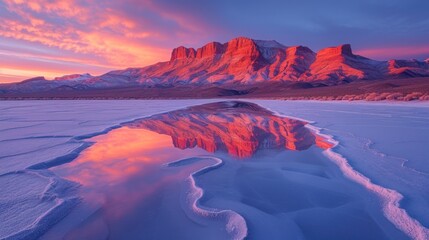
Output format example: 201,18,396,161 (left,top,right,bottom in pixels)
58,128,206,187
